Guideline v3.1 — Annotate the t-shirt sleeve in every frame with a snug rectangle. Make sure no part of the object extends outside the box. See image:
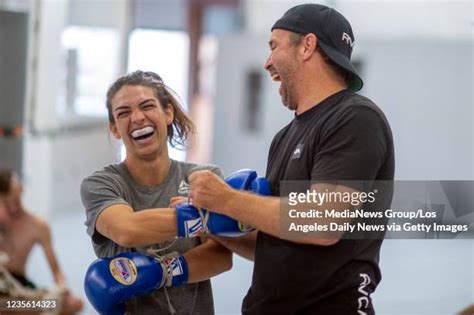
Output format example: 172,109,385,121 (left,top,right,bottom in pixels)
312,105,389,190
208,165,224,179
190,164,224,180
80,172,129,245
